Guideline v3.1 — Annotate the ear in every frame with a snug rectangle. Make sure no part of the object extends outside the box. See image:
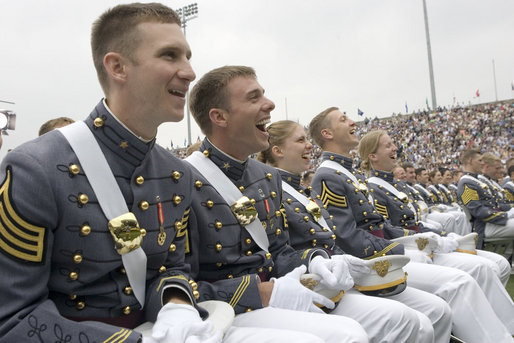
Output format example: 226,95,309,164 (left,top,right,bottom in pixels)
271,145,283,158
208,108,228,128
103,52,127,83
368,153,378,163
321,128,333,140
